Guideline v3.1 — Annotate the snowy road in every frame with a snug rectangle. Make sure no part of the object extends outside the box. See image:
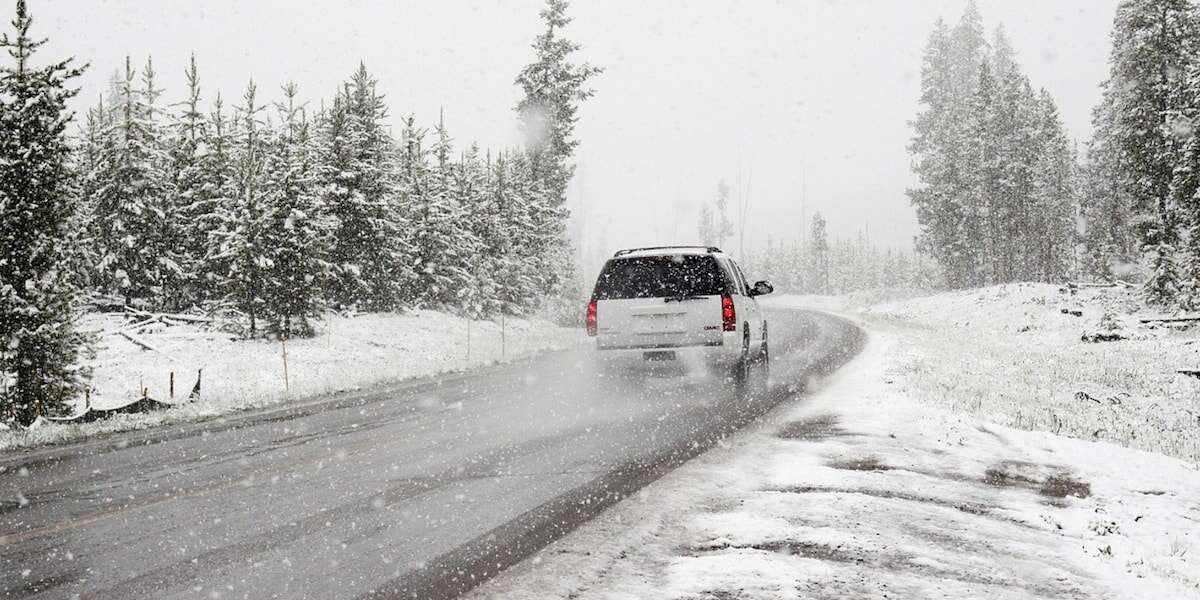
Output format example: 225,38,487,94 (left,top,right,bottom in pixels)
0,309,862,600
